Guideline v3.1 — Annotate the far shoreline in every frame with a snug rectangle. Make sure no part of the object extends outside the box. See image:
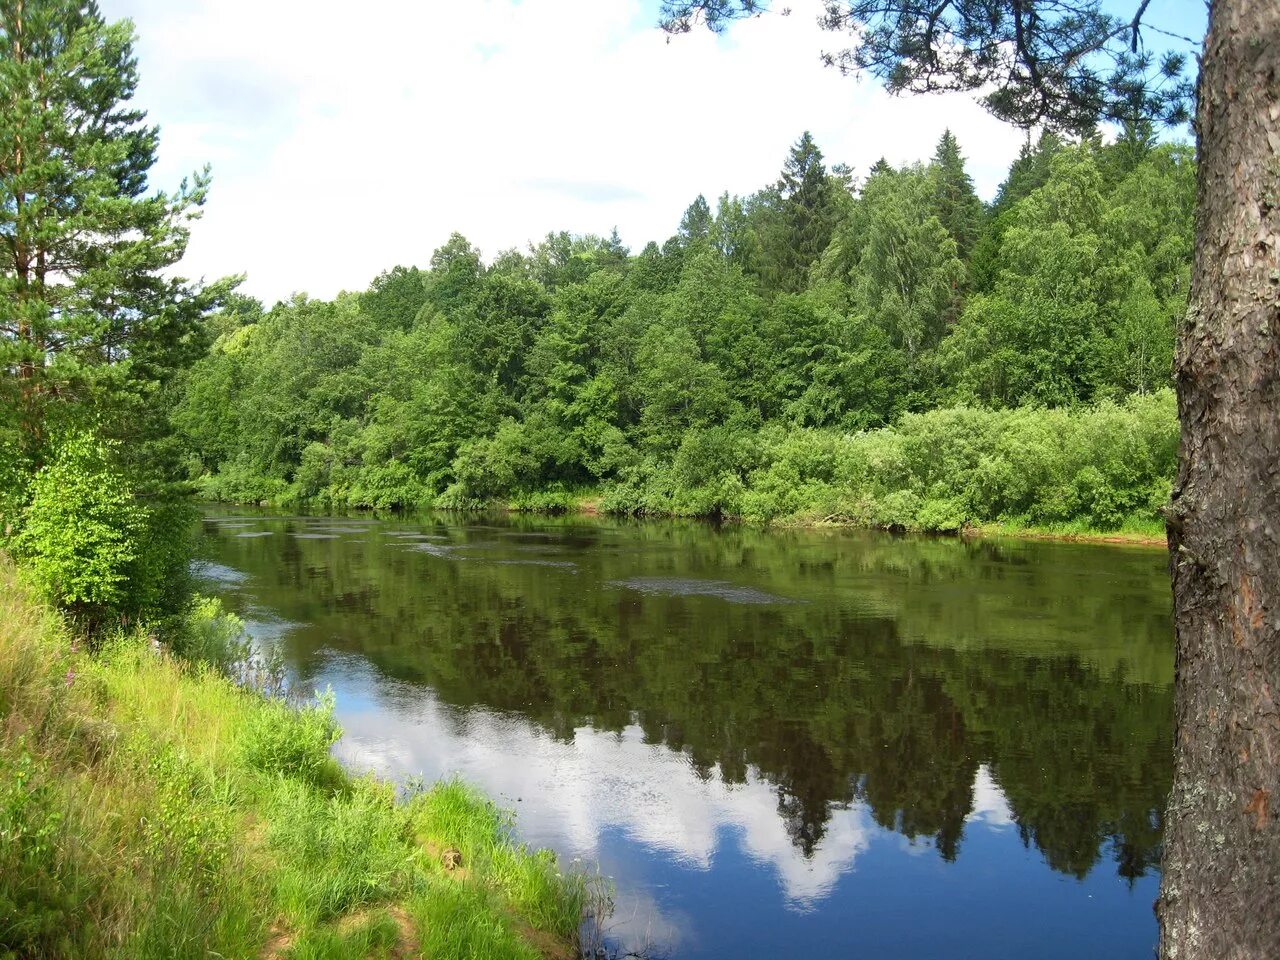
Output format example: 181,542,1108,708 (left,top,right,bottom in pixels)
197,492,1171,550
